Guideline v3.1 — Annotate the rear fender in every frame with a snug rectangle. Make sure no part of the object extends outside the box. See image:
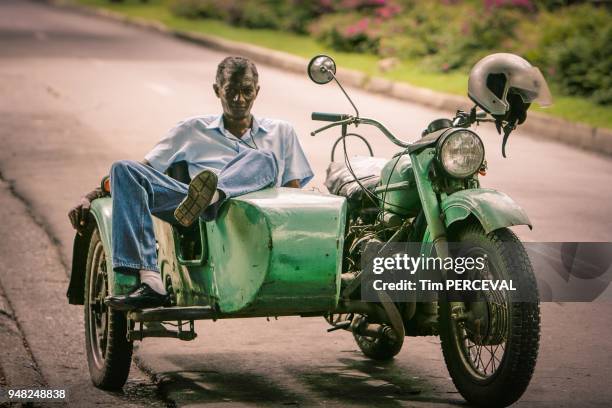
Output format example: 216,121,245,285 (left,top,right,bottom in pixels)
441,188,532,235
